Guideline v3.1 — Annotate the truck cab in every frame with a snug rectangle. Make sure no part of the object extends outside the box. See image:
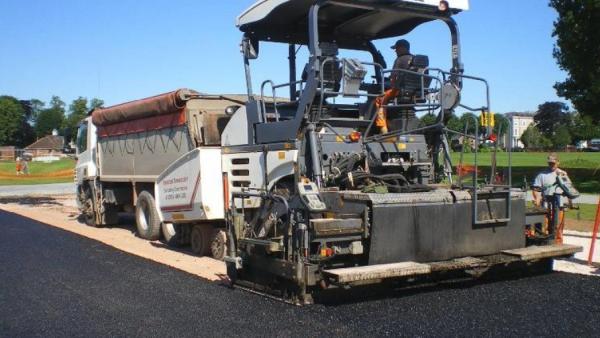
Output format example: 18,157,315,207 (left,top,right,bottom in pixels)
75,117,98,186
